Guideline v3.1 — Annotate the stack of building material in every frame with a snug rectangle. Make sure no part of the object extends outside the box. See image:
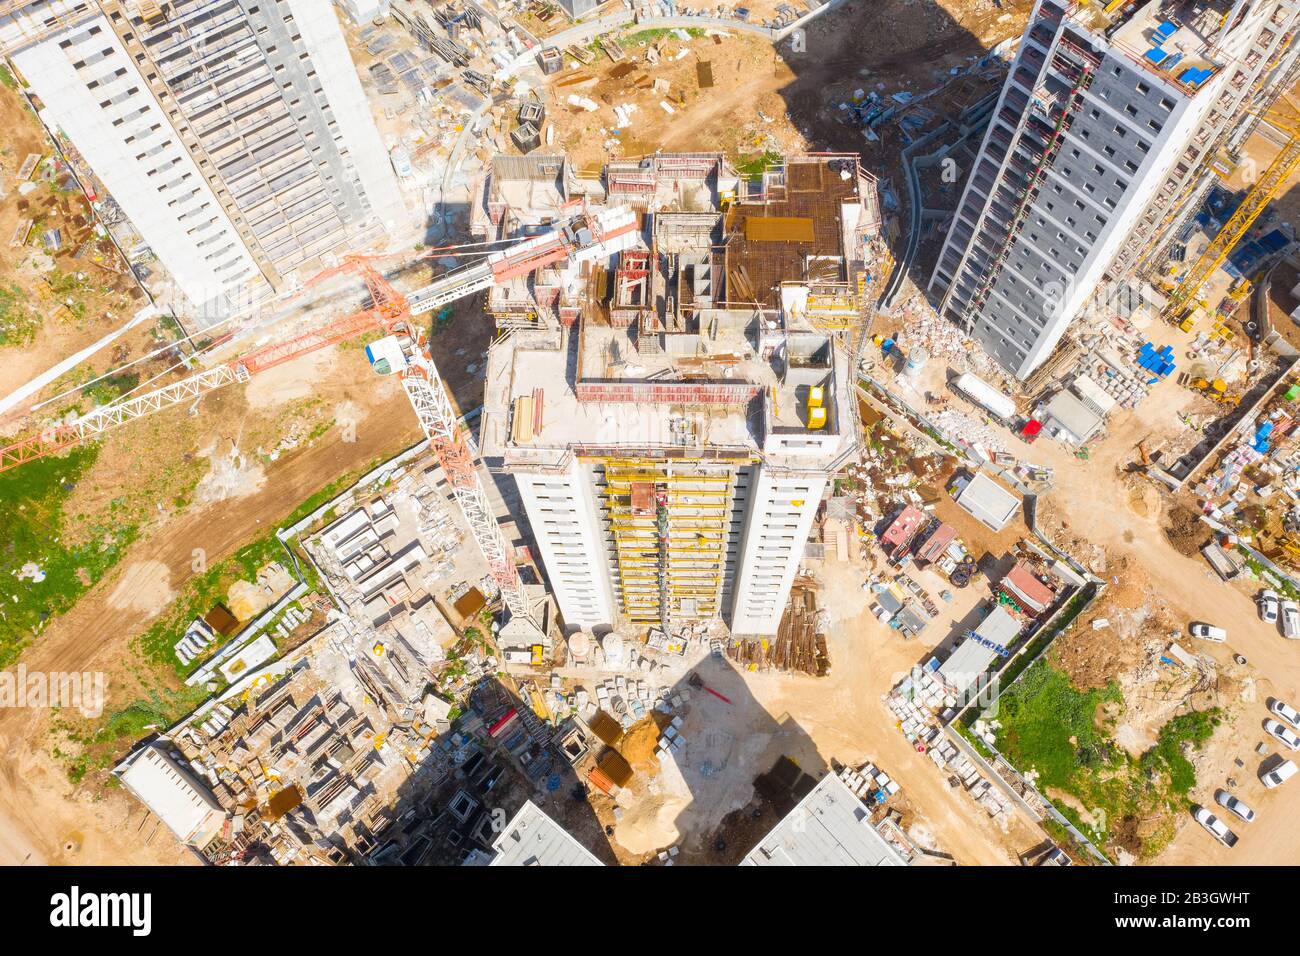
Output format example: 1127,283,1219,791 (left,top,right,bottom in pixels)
655,715,686,760
175,618,218,665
